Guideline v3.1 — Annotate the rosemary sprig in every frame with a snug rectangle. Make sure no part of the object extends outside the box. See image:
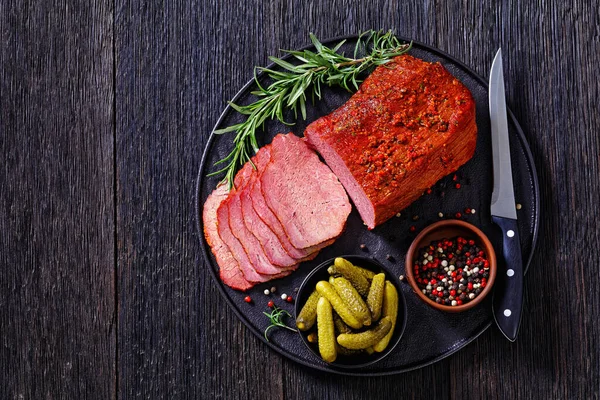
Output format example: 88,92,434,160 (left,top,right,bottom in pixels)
263,306,297,342
209,30,412,187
